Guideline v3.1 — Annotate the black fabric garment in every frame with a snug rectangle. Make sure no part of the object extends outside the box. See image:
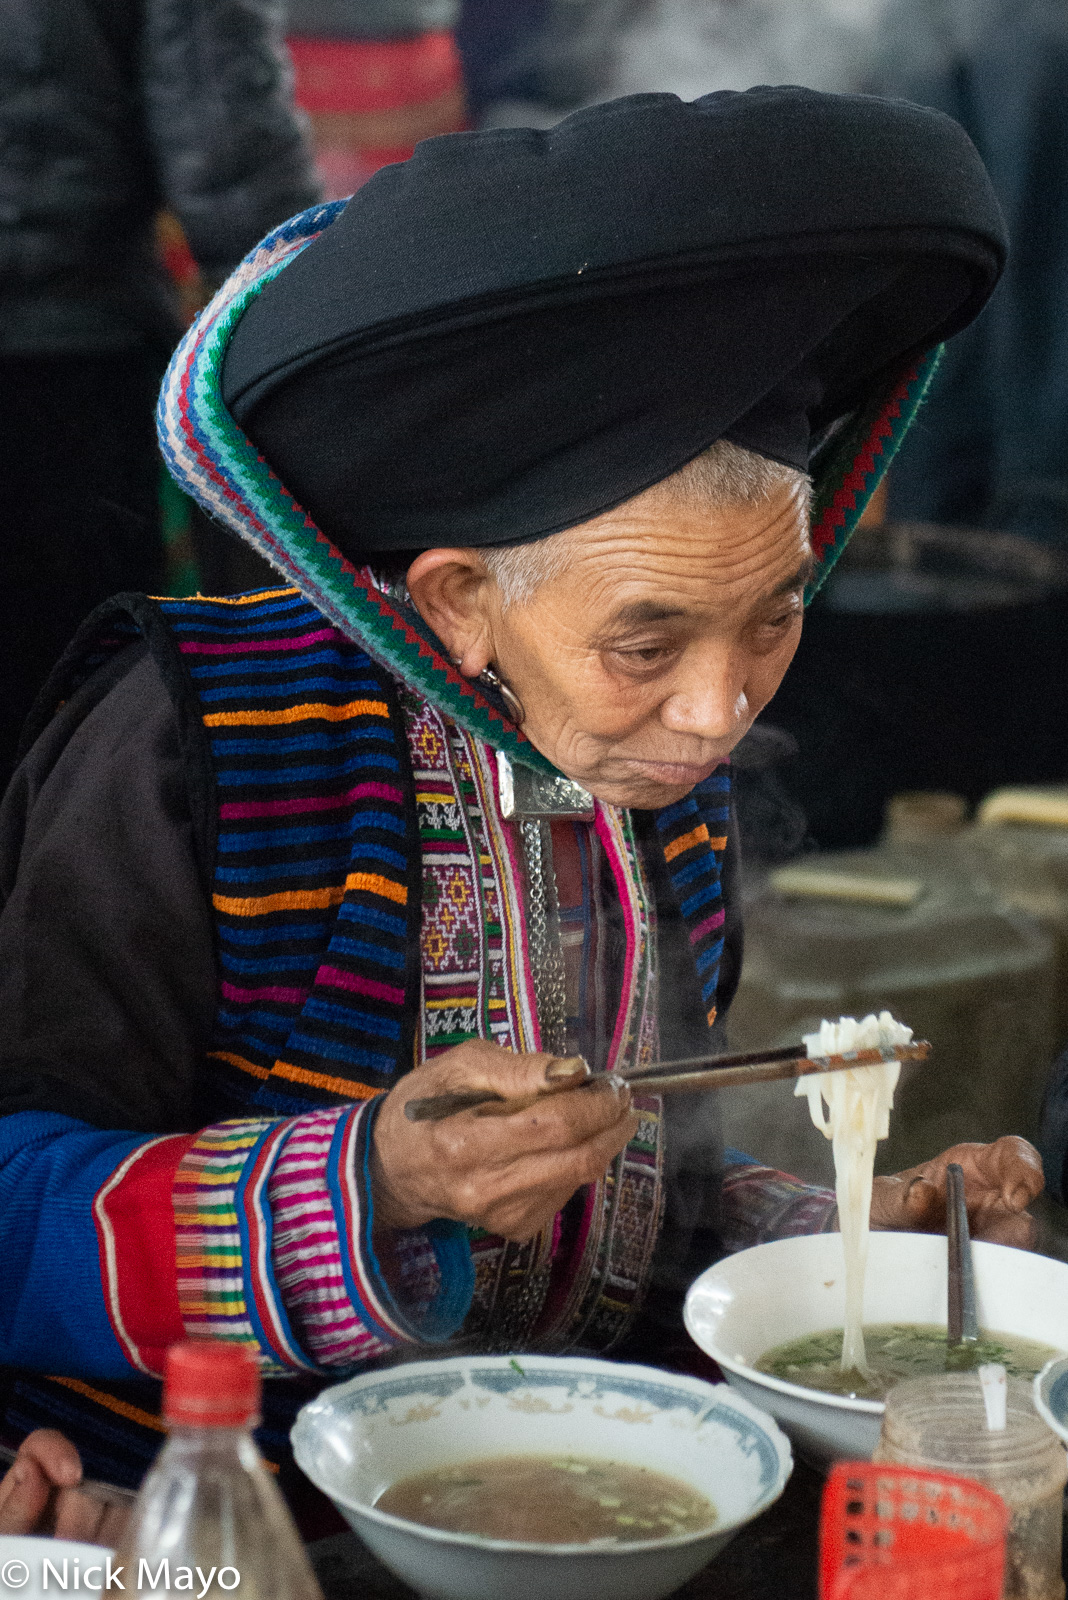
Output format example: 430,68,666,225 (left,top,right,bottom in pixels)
0,0,319,354
0,644,215,1131
0,352,168,782
222,85,1006,556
